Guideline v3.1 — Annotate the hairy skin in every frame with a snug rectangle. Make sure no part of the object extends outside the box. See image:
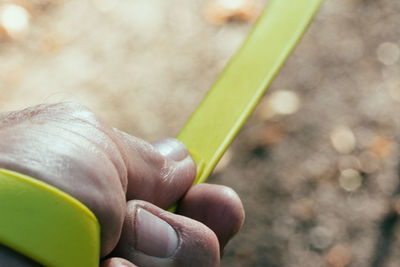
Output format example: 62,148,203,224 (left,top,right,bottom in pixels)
0,103,245,267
